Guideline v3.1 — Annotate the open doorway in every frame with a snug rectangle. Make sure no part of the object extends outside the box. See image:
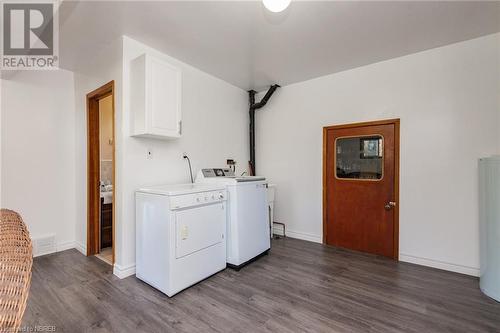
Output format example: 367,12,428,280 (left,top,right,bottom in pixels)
86,81,115,265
